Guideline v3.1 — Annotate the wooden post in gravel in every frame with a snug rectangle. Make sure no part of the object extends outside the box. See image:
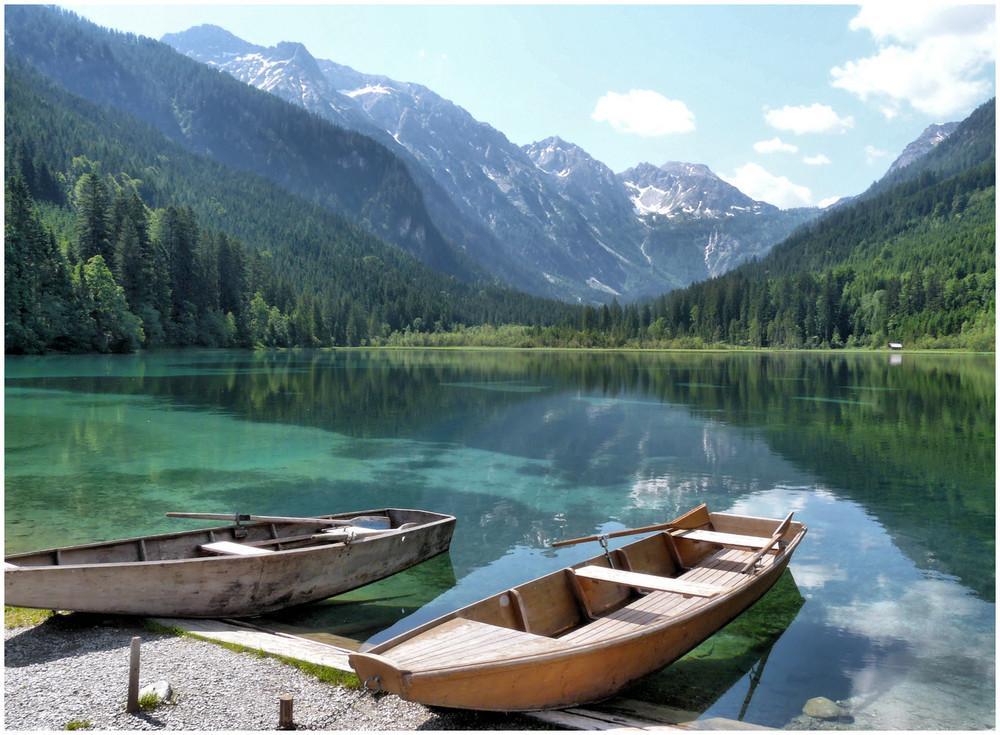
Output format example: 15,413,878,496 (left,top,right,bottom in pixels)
278,694,295,730
126,637,141,713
